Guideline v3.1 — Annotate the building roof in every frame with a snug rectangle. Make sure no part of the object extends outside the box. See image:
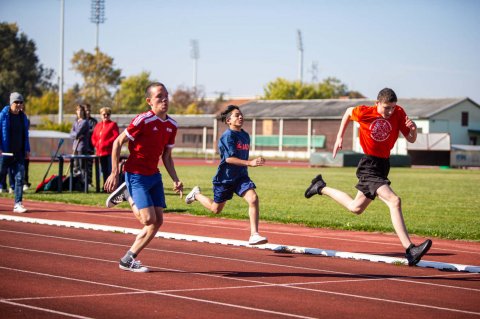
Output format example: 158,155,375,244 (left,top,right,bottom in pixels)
239,97,479,119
